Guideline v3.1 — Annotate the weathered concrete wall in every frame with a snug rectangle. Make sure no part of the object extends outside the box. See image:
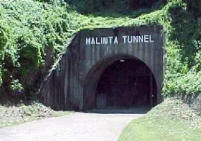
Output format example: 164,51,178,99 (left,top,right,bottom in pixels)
39,25,164,111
